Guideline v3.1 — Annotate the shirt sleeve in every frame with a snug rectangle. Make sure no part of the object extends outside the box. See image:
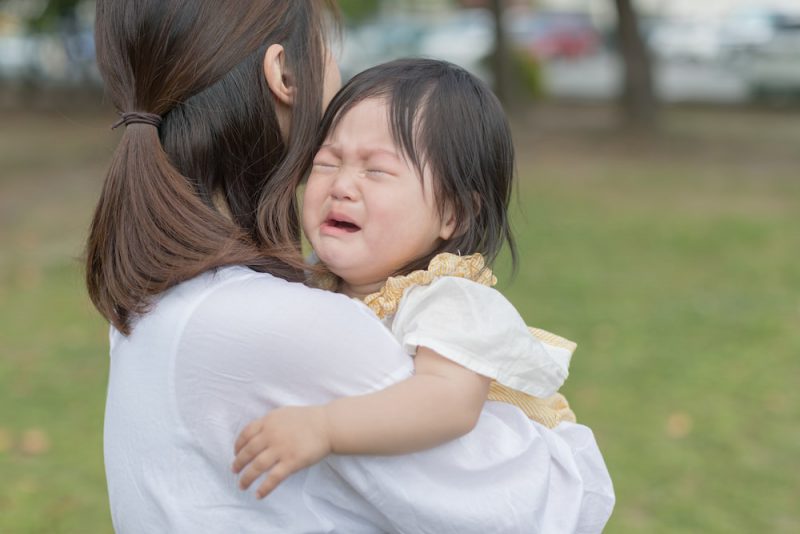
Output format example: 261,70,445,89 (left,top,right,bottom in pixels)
175,272,613,533
392,276,571,397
